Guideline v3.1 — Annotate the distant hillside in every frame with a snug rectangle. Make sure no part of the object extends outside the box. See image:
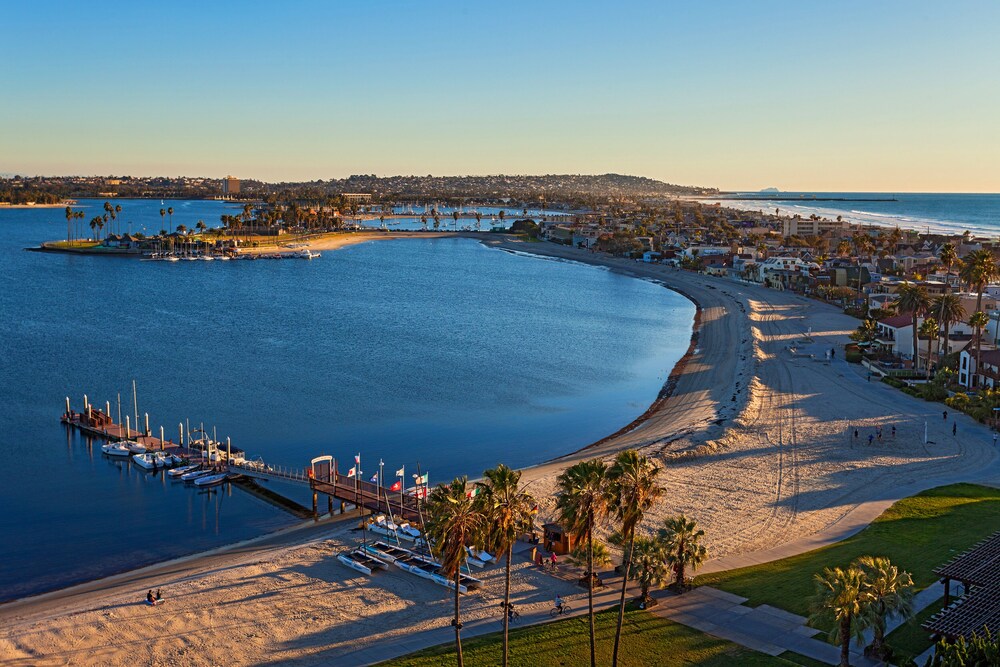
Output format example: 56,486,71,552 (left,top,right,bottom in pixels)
263,174,718,201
